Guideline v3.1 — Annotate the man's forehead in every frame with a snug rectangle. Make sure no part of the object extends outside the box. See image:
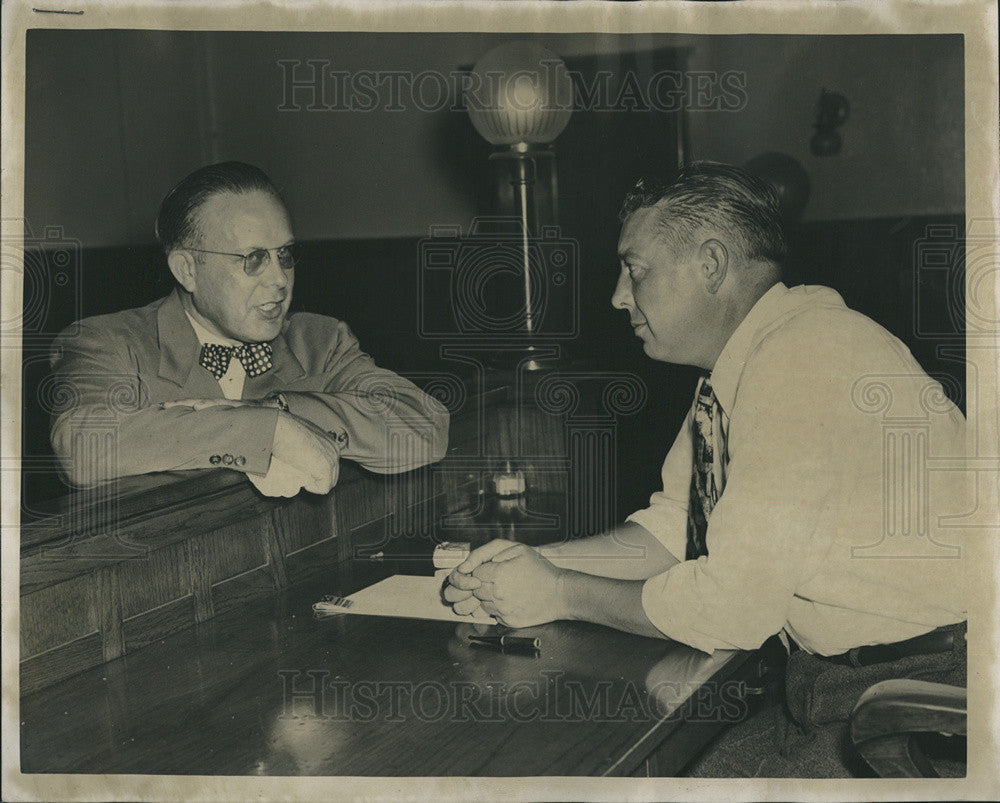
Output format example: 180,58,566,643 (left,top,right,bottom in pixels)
618,205,662,257
198,189,286,220
196,190,292,242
